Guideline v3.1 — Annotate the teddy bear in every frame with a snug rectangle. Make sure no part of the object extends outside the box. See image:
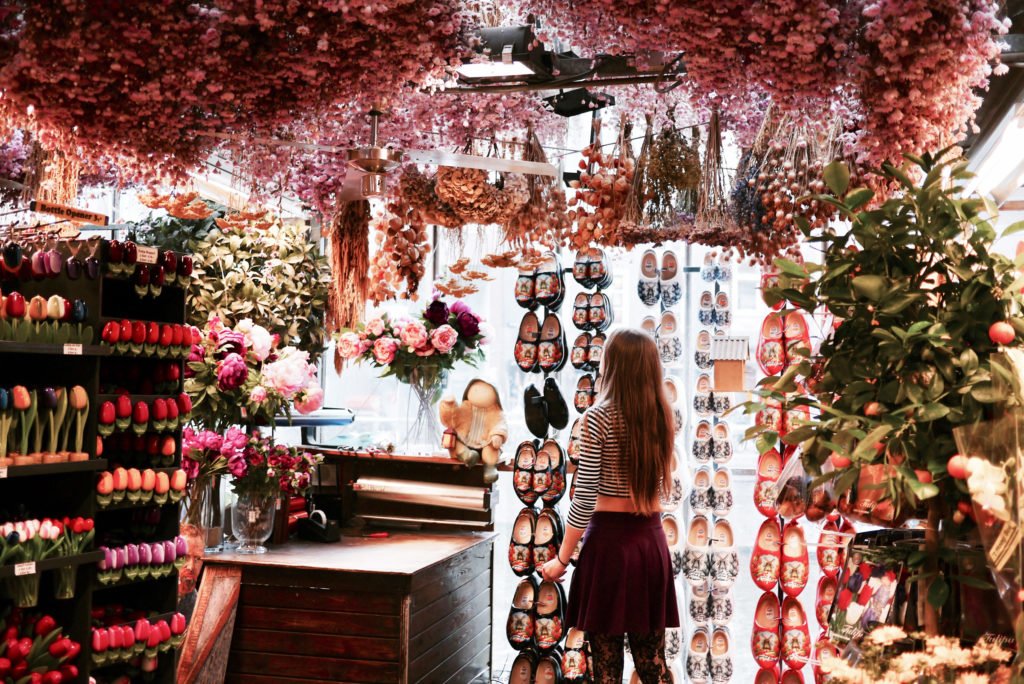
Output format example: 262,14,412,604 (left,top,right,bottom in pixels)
438,379,507,483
